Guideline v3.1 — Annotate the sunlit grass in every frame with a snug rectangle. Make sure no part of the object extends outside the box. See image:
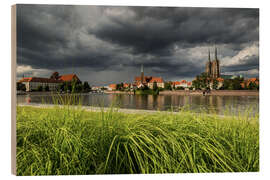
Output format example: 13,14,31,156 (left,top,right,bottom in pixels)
16,98,259,175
